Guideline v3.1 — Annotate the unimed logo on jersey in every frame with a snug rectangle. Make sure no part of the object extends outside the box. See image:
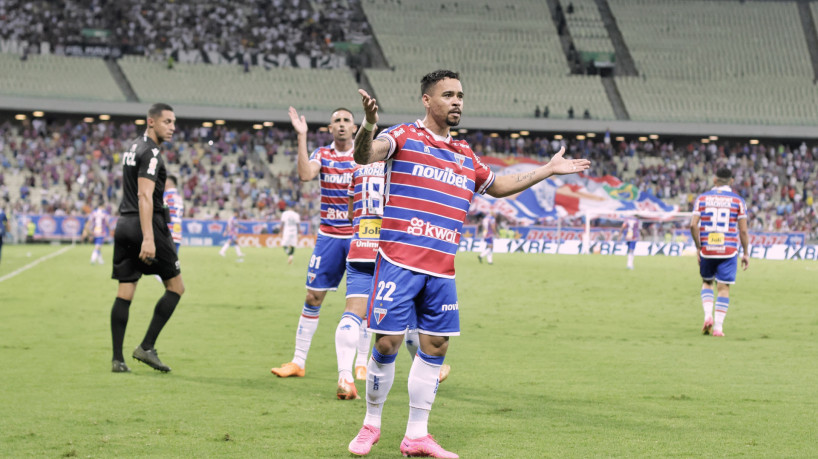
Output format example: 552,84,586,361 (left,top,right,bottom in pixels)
411,165,468,190
407,217,458,243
